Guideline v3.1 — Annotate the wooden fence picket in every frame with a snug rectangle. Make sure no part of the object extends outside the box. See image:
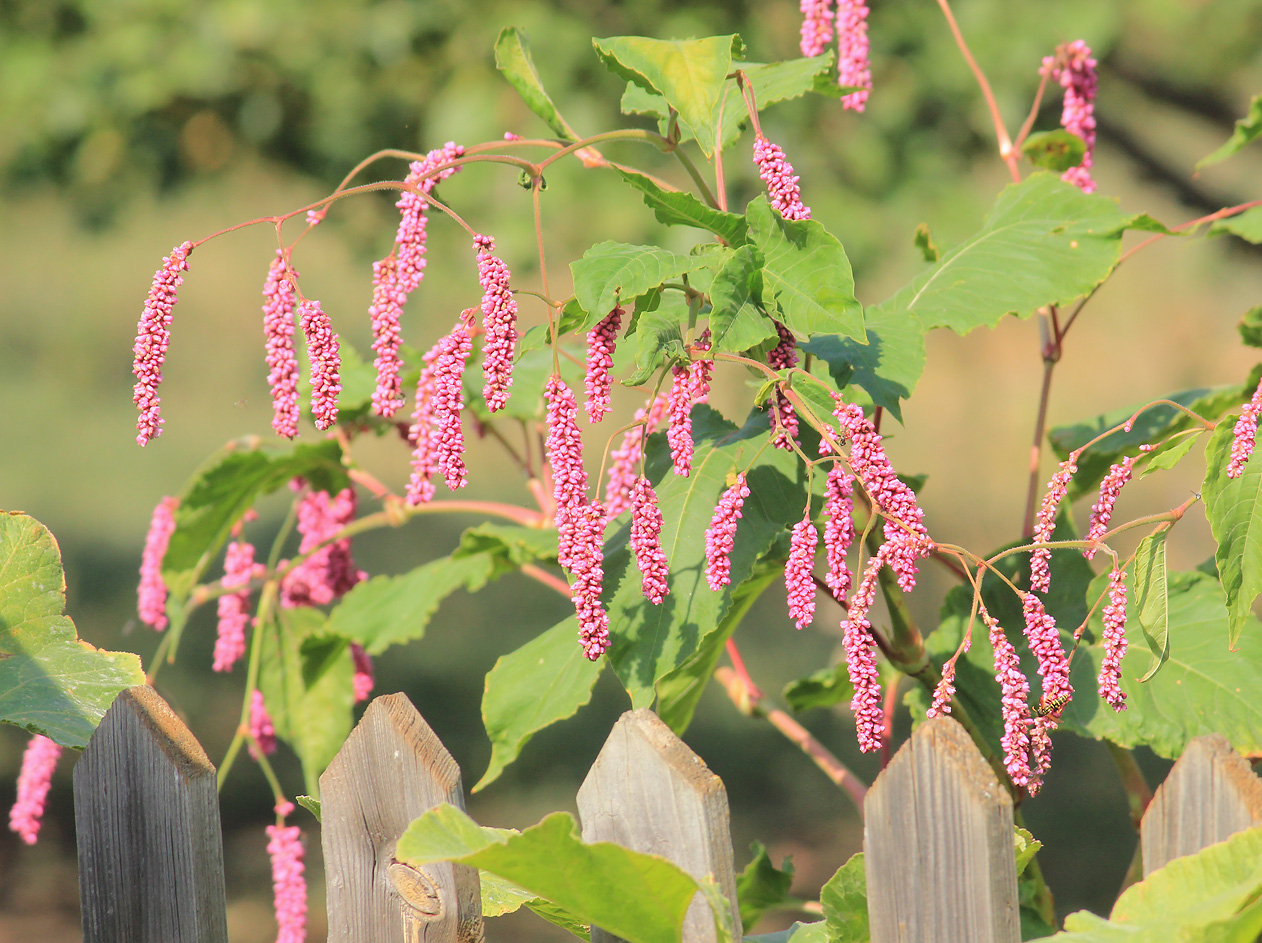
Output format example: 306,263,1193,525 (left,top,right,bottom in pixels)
320,692,484,943
73,684,228,943
577,708,741,943
1140,733,1262,876
863,717,1019,943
